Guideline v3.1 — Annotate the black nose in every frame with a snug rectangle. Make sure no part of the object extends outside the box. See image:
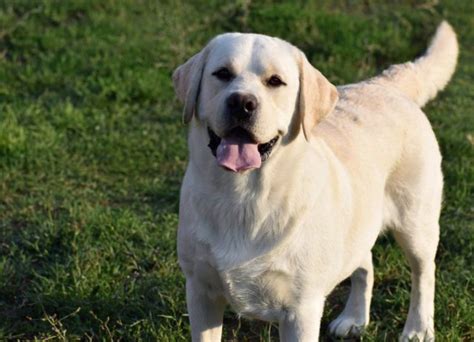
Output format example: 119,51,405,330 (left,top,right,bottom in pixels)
226,93,258,121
